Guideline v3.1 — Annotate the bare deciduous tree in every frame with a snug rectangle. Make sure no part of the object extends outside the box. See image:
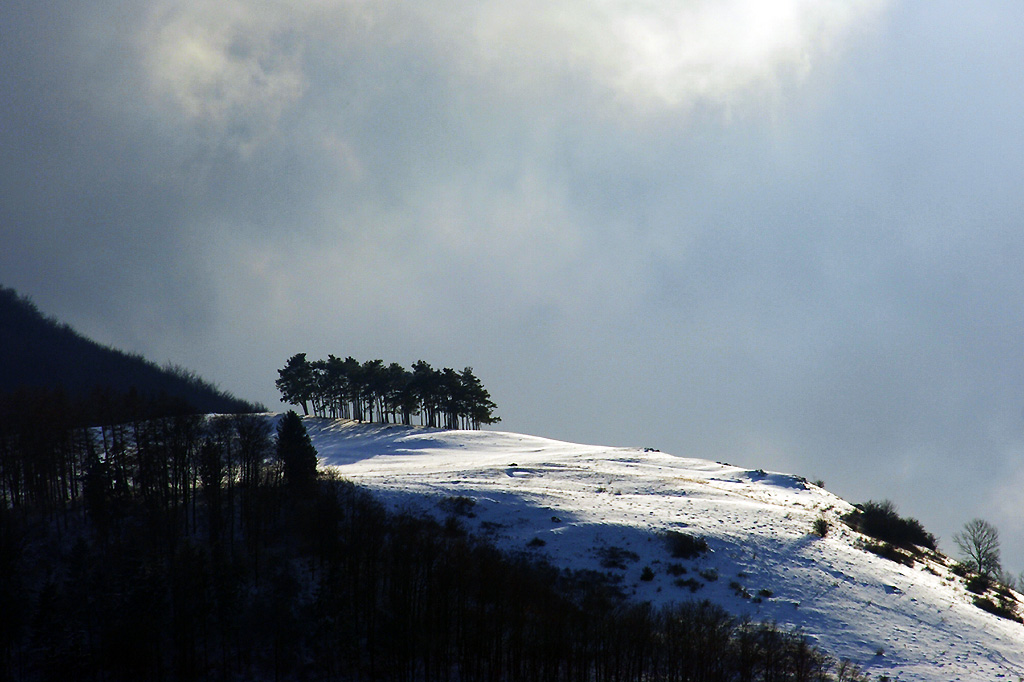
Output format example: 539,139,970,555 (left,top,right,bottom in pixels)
954,518,1001,578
